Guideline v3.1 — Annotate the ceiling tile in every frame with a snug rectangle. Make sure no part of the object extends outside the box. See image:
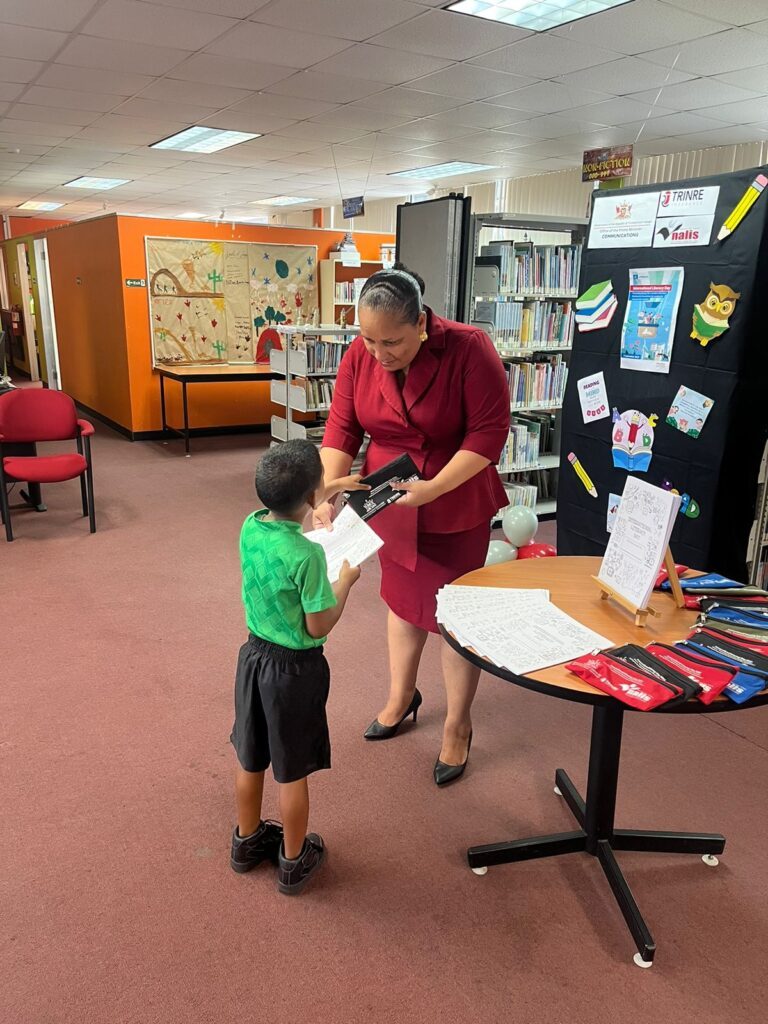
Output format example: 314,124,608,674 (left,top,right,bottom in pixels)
309,107,412,131
23,86,128,113
470,35,620,78
275,123,368,145
0,0,98,31
168,54,294,91
665,125,768,149
207,21,352,68
198,110,297,134
309,44,451,86
716,65,768,93
555,57,693,95
0,119,78,139
81,1,238,51
623,111,730,139
151,0,273,14
0,84,24,104
0,58,45,84
352,88,460,116
563,97,675,125
628,78,760,113
228,94,339,120
37,65,154,95
425,102,526,130
251,0,427,42
488,82,613,114
493,114,609,140
379,118,476,143
4,104,102,128
55,35,189,75
664,0,768,25
701,96,768,126
411,65,537,101
643,29,768,76
551,0,724,54
369,9,529,60
112,98,223,123
0,23,67,60
140,78,254,109
266,71,390,103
